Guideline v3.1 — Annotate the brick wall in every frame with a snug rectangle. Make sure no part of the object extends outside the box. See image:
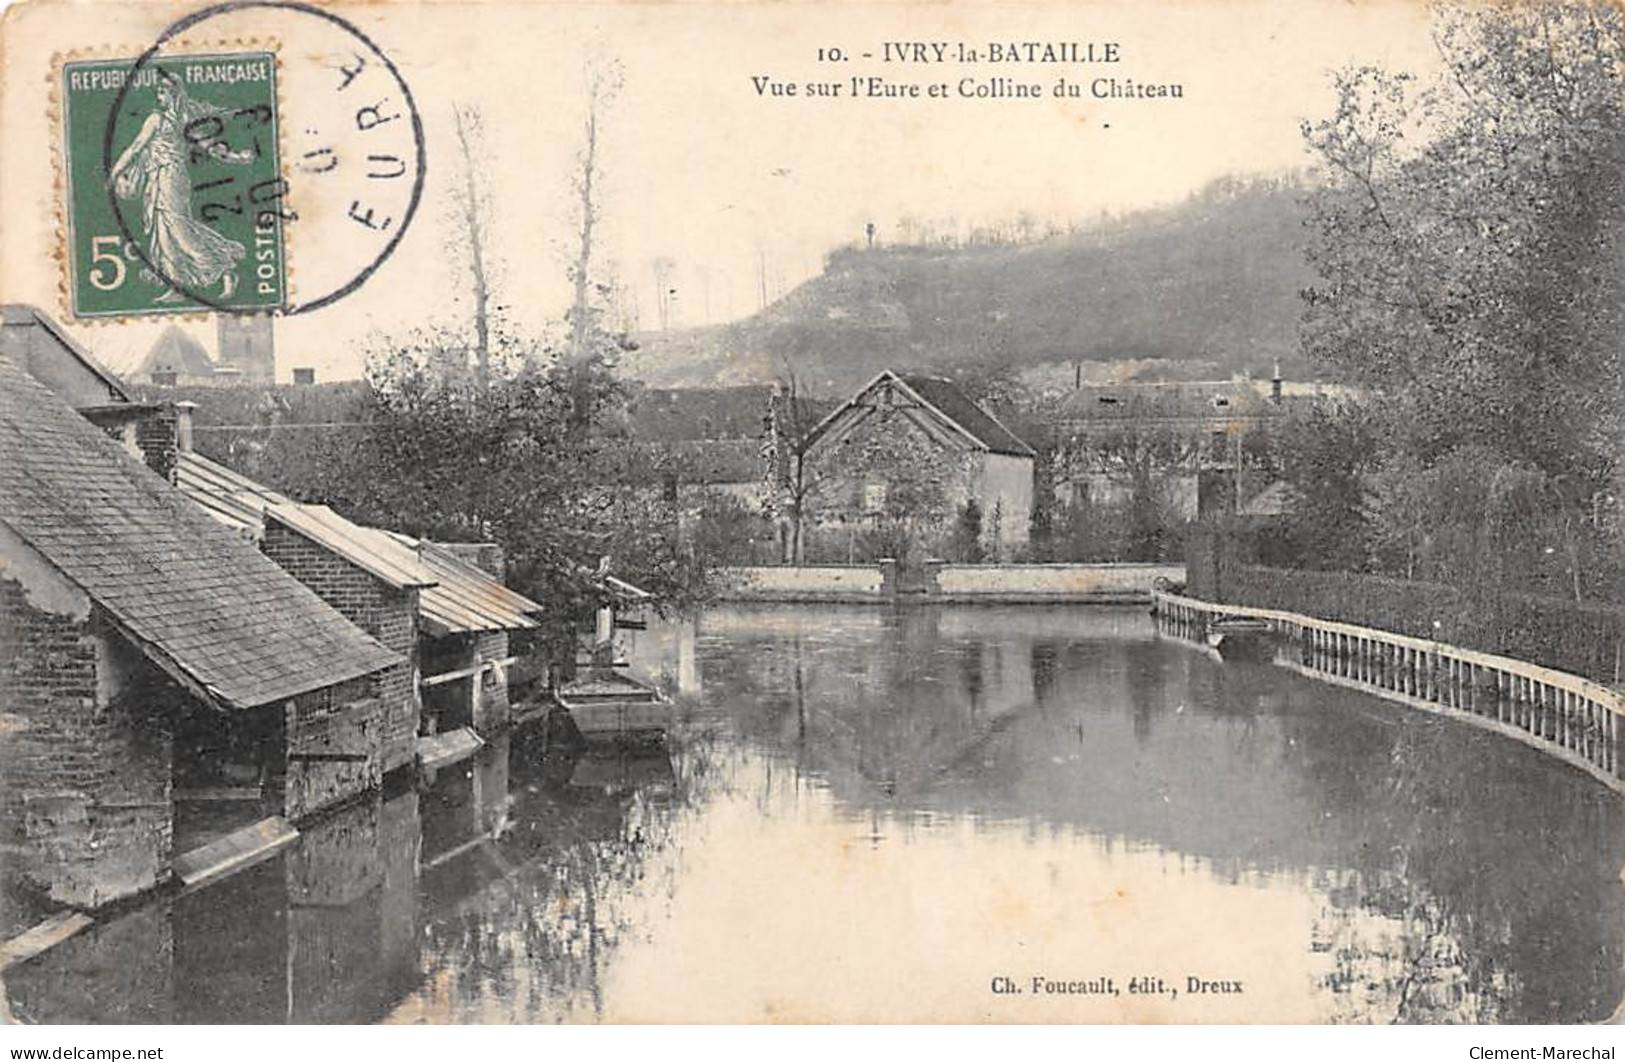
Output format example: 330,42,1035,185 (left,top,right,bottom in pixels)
77,404,180,483
0,579,173,907
471,630,510,734
259,520,419,773
133,405,179,484
433,541,505,580
283,678,383,820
